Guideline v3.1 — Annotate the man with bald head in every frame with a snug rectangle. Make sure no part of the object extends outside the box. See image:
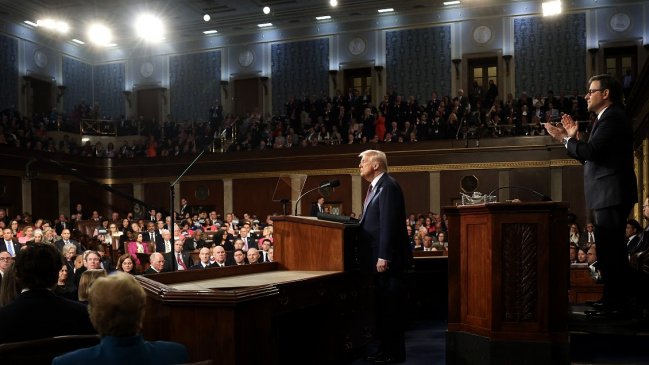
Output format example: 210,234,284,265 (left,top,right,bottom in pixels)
191,247,213,269
211,246,229,267
144,252,166,274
